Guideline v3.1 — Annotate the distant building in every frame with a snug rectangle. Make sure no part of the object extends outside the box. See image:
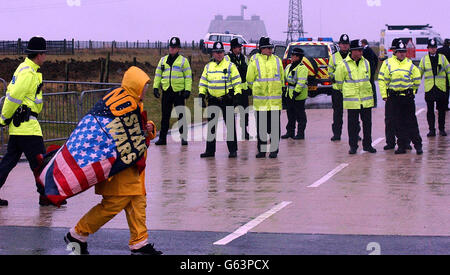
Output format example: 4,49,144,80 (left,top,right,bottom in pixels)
208,14,267,42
